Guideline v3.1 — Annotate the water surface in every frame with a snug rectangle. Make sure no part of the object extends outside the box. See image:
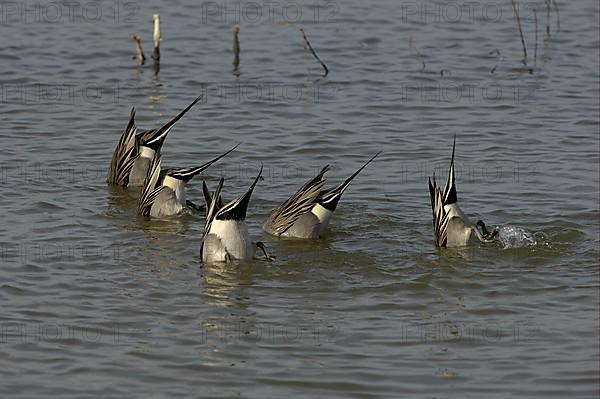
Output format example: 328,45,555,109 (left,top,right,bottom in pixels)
0,0,598,397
